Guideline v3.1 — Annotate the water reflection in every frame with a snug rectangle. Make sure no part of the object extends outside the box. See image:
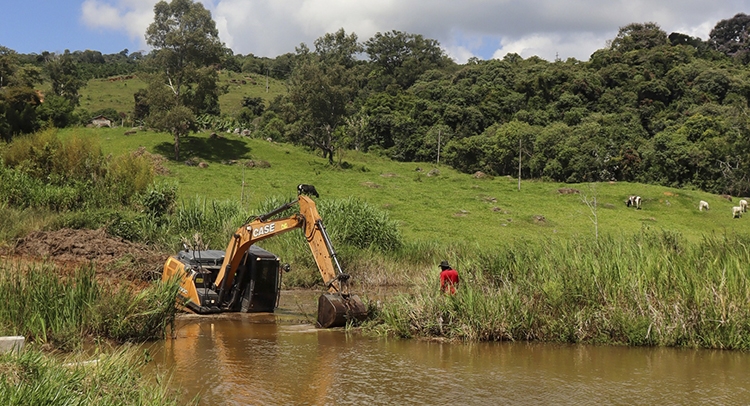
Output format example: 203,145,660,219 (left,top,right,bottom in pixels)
145,297,750,405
